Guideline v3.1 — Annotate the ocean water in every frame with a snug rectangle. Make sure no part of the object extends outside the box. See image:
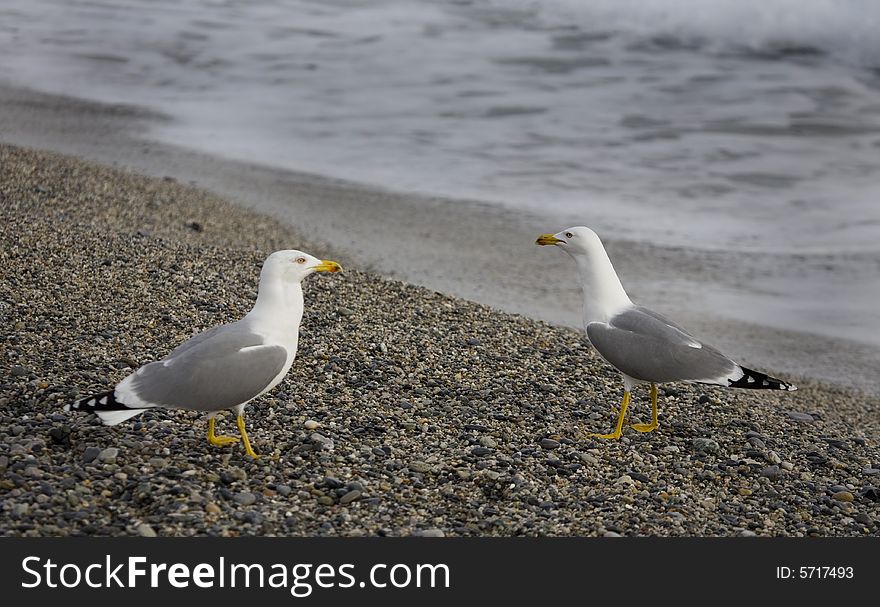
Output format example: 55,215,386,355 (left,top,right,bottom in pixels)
1,0,879,346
